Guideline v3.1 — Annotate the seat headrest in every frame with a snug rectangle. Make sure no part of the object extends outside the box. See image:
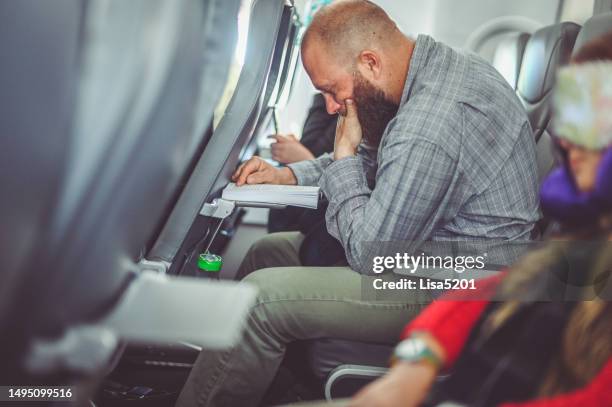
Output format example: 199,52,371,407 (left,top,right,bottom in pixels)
492,32,531,89
573,12,612,55
517,22,581,105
